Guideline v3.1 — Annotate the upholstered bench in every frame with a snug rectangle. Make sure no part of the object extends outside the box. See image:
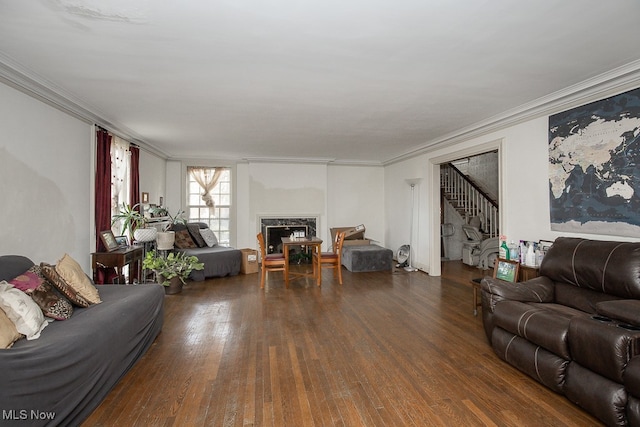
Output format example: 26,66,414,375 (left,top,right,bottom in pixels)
341,244,393,272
